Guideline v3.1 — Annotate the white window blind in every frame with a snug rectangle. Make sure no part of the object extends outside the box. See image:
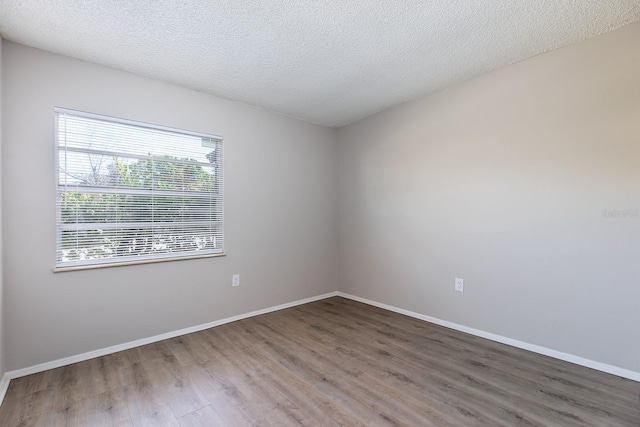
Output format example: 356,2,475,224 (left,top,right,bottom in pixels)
55,108,224,269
